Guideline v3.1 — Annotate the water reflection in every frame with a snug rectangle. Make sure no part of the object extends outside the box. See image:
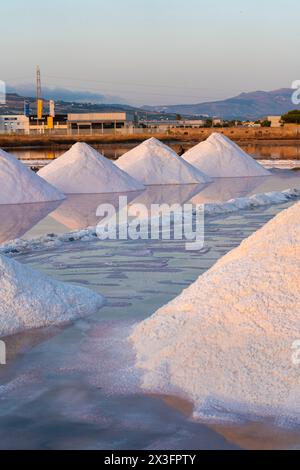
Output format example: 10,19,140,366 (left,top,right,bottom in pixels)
0,201,61,243
1,172,300,244
190,177,266,204
12,142,300,163
50,191,143,231
127,184,205,219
